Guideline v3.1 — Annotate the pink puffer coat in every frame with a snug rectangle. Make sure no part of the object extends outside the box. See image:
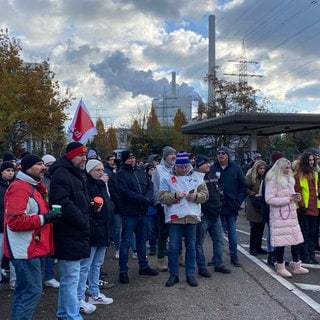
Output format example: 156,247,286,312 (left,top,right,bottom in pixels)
265,176,304,247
